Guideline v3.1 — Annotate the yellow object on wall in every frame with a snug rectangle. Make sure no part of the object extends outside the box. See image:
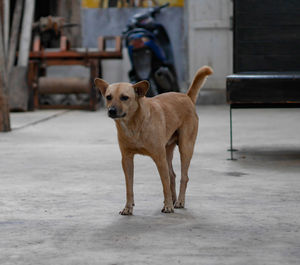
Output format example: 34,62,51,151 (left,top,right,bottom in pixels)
157,0,184,7
82,0,100,8
81,0,184,8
